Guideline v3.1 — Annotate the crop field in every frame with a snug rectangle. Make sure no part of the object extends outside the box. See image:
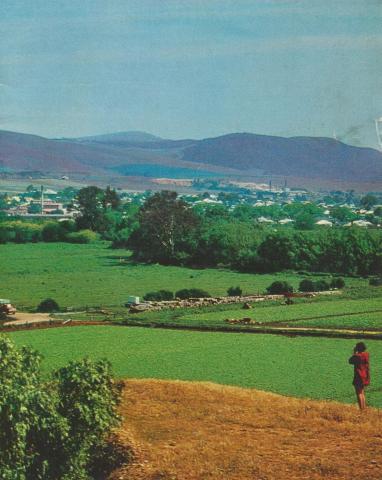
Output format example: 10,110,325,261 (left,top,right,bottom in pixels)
0,242,359,310
122,296,382,332
8,325,382,407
